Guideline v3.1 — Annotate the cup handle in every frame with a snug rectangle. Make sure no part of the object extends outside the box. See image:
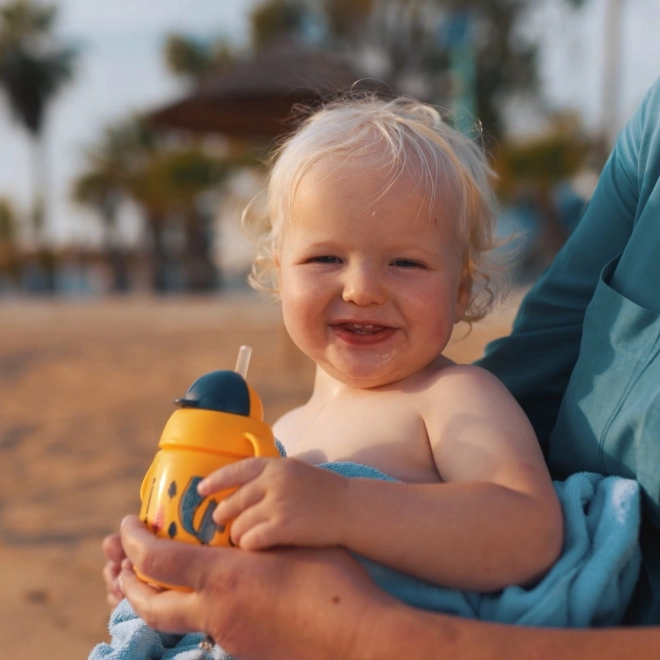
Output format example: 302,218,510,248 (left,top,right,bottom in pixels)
243,432,280,458
140,450,162,502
